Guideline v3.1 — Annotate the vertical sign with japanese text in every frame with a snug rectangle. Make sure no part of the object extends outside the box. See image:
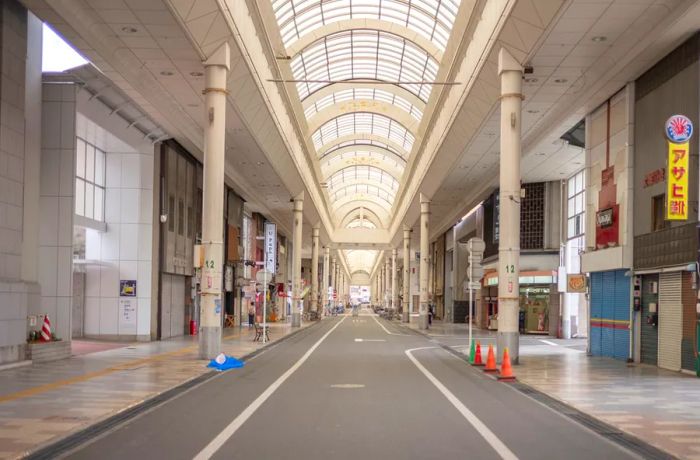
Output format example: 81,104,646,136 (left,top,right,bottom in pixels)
666,142,689,220
265,222,277,275
665,115,693,221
